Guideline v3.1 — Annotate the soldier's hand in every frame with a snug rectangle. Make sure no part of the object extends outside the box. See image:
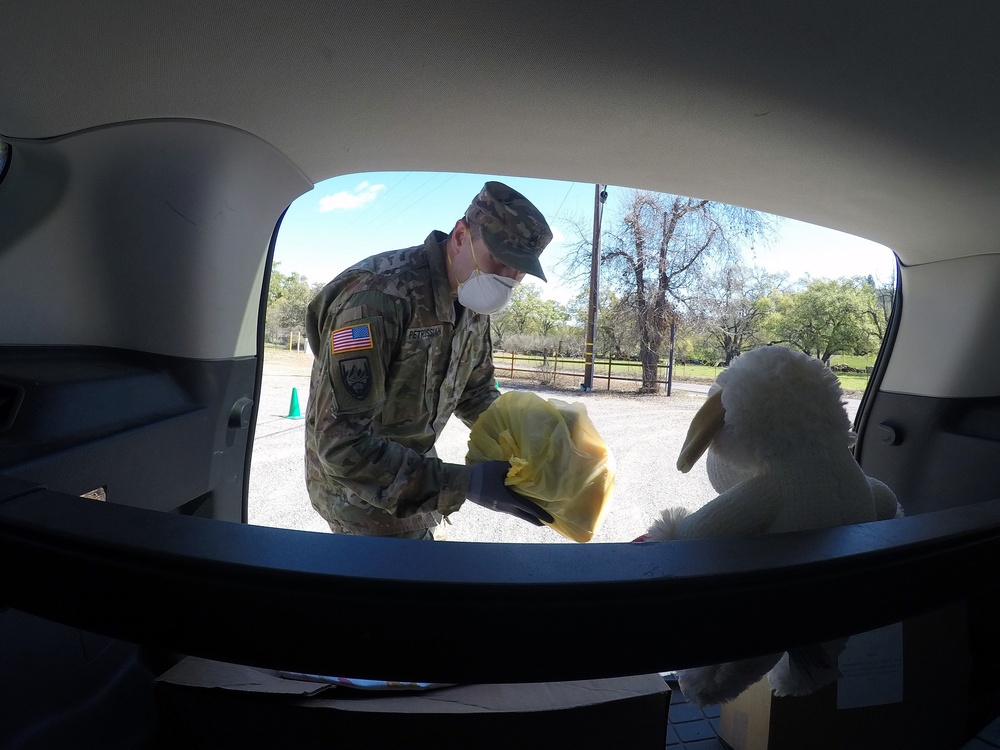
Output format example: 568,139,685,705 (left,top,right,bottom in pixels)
466,461,554,527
